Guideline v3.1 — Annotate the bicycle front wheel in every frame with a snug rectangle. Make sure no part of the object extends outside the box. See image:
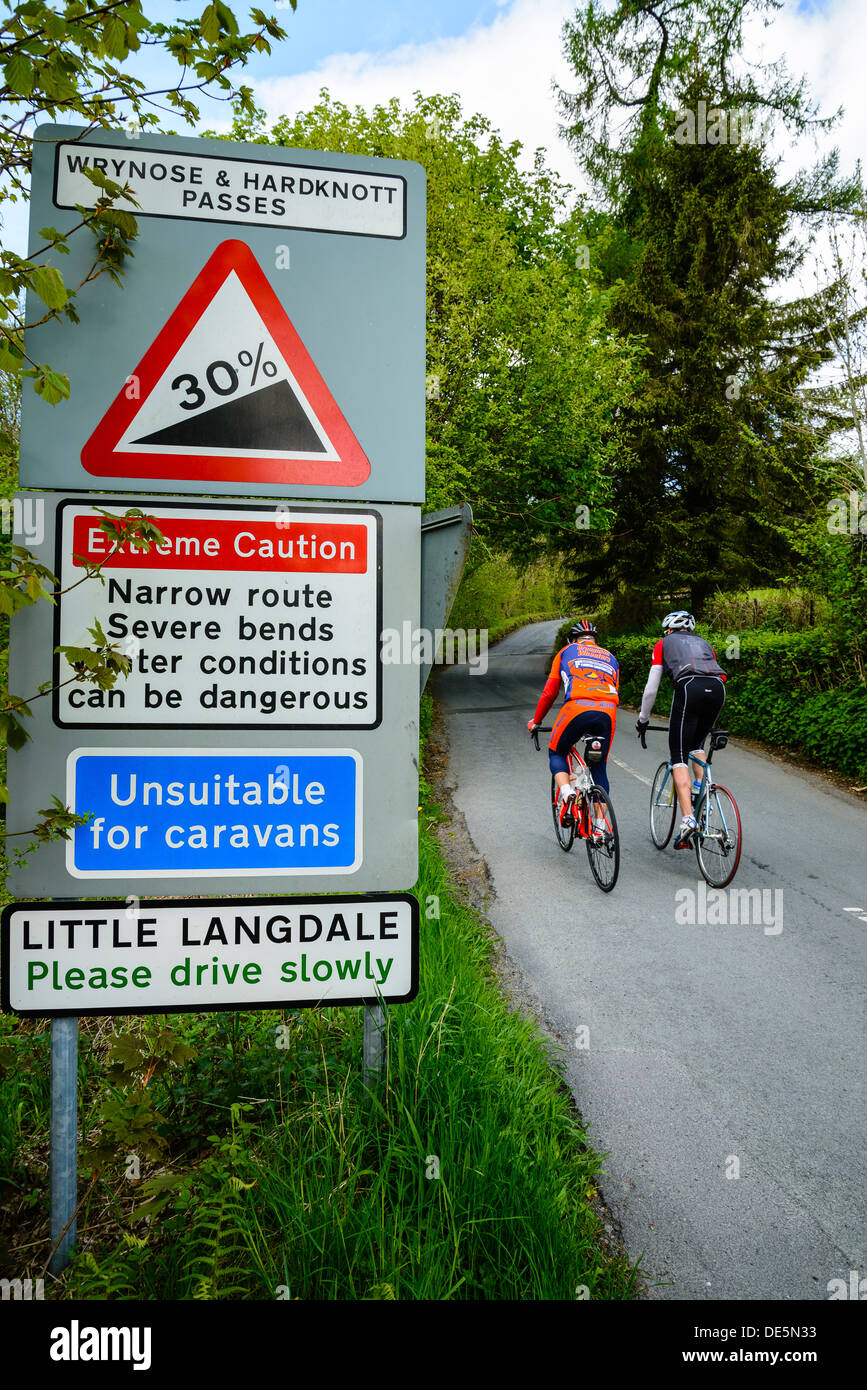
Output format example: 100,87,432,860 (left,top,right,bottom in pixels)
585,787,620,892
695,784,742,887
649,761,676,848
551,775,575,851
